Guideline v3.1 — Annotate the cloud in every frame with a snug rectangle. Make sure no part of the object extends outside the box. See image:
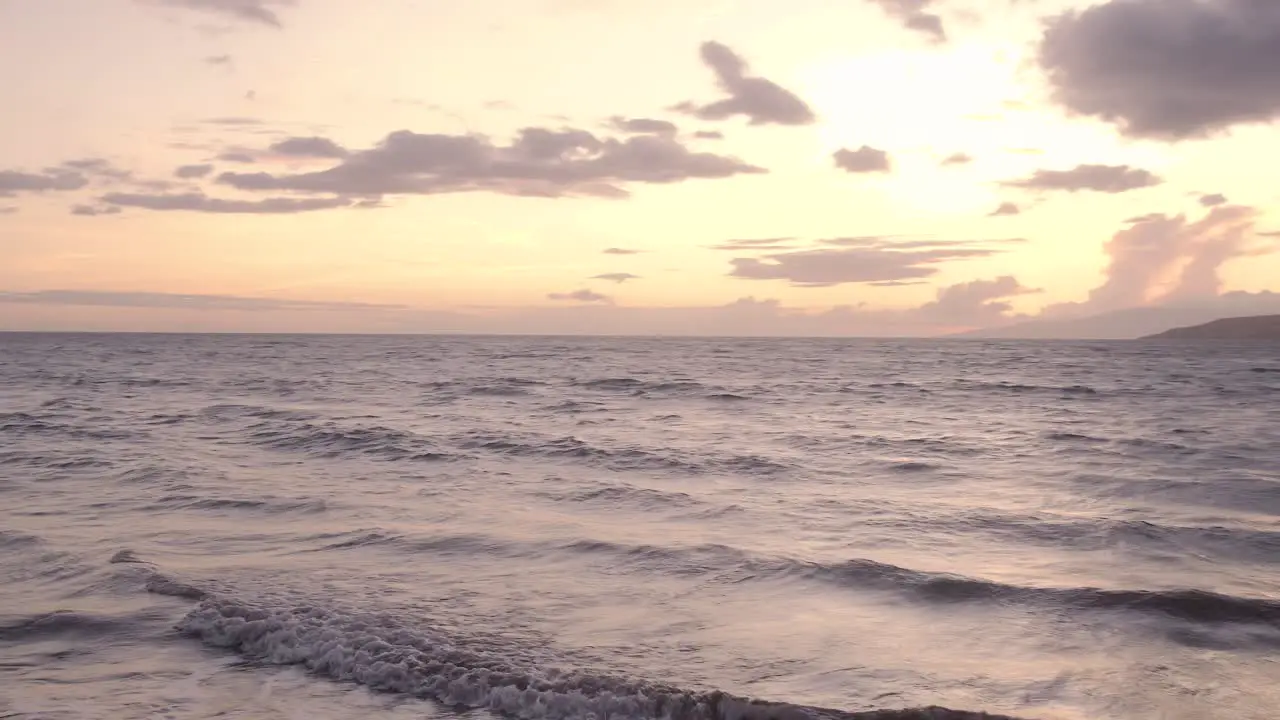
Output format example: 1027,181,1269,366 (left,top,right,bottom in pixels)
217,152,258,163
1045,205,1275,316
709,237,798,251
101,191,352,214
0,169,88,197
1004,164,1161,193
913,276,1040,324
941,152,972,166
268,136,349,159
1199,193,1227,207
70,204,122,216
867,0,946,42
694,130,724,140
728,238,1012,286
0,206,18,214
608,117,678,136
1038,0,1280,139
148,0,296,29
591,273,641,284
603,247,641,255
989,202,1020,217
215,126,765,199
1124,213,1165,224
673,41,816,126
204,54,233,65
548,289,612,303
204,116,263,126
174,164,215,179
0,289,403,312
833,146,891,174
